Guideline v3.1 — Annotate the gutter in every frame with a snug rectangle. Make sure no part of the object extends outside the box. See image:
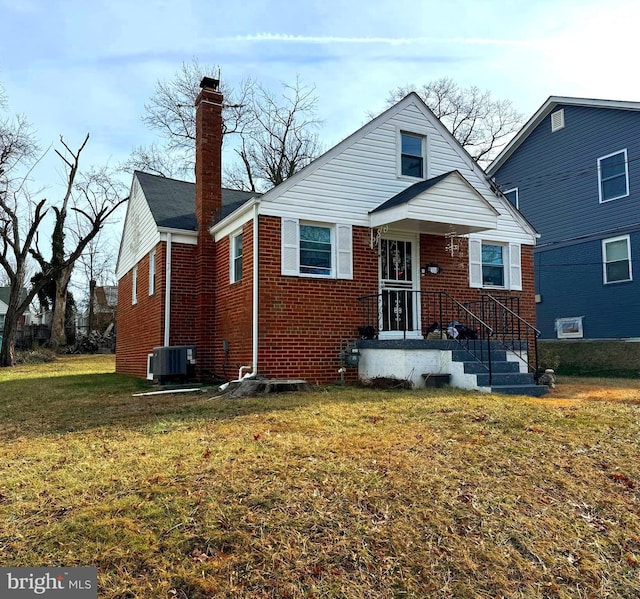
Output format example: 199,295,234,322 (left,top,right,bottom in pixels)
252,199,261,374
164,232,172,346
